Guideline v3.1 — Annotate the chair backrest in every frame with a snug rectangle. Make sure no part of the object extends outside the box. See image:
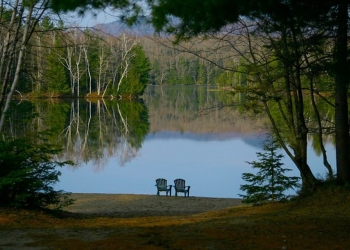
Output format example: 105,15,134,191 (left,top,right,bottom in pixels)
174,179,185,189
156,178,167,188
